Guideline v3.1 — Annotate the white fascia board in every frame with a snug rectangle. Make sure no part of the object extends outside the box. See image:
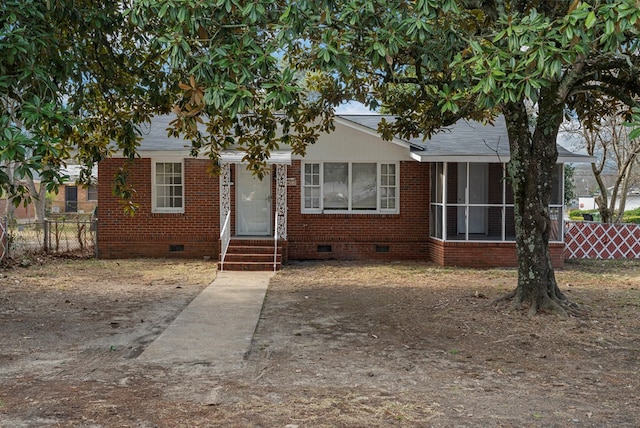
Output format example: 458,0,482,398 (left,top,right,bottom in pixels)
410,153,510,163
334,116,412,150
411,152,595,164
220,150,292,165
112,149,294,164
